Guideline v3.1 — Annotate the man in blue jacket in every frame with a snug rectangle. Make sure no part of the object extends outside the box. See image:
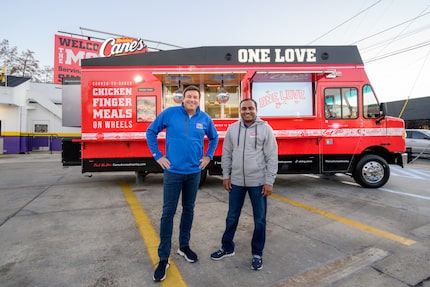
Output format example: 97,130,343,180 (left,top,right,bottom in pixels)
146,85,218,282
